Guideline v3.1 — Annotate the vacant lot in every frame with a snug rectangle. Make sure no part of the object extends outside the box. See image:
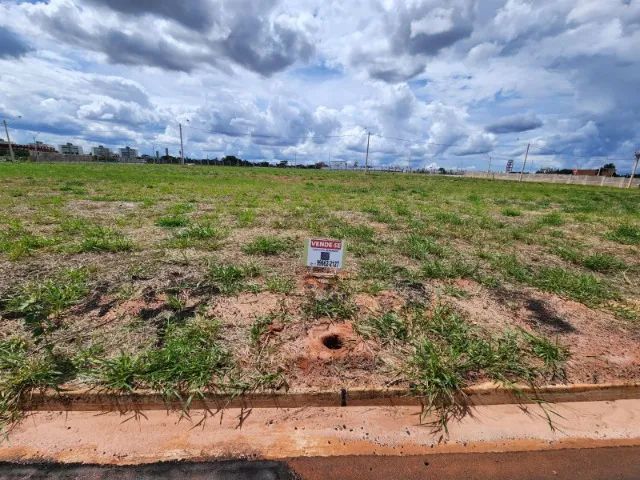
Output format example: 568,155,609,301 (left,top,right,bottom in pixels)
1,163,639,428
